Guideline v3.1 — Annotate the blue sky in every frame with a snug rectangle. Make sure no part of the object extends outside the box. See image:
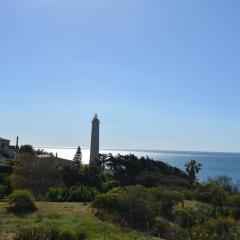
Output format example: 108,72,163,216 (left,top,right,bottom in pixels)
1,0,240,152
